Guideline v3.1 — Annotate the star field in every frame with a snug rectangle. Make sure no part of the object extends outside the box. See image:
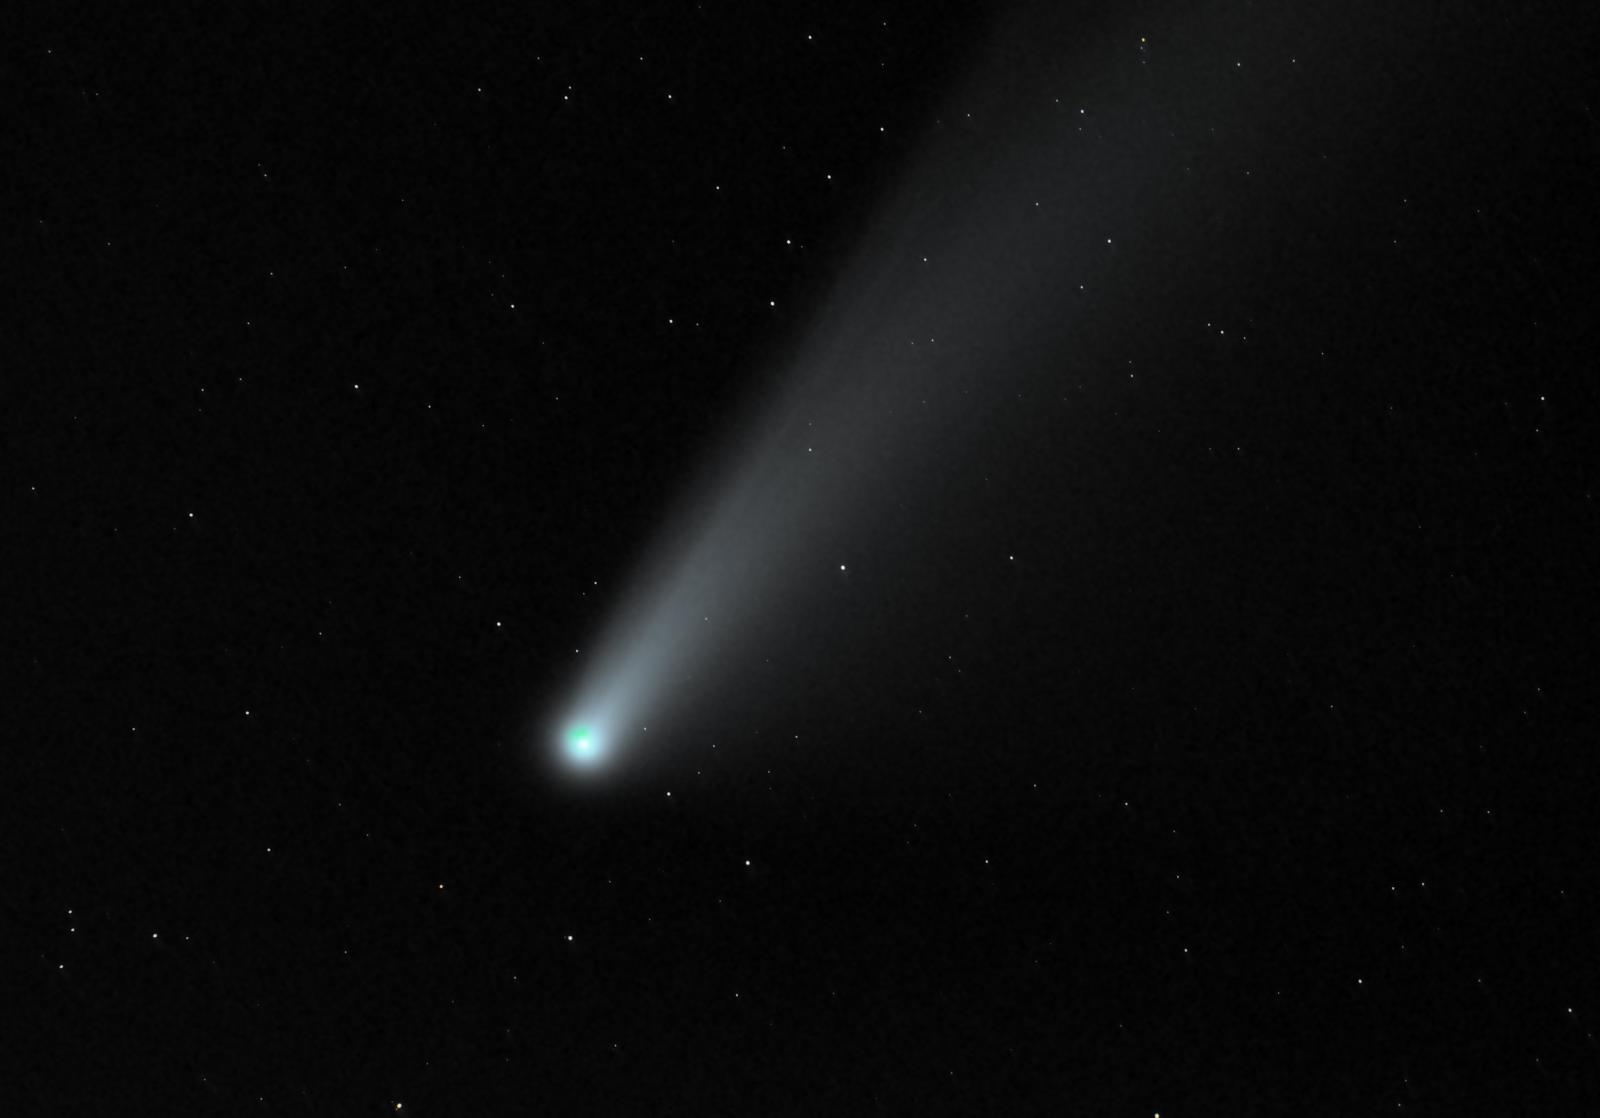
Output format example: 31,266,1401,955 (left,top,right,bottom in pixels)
12,1,1600,1112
